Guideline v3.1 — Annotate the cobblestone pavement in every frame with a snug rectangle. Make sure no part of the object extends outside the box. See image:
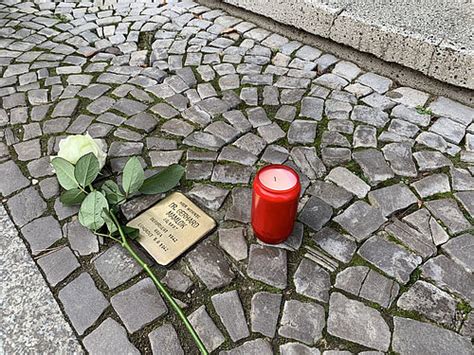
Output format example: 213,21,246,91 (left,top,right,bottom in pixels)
0,0,473,354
